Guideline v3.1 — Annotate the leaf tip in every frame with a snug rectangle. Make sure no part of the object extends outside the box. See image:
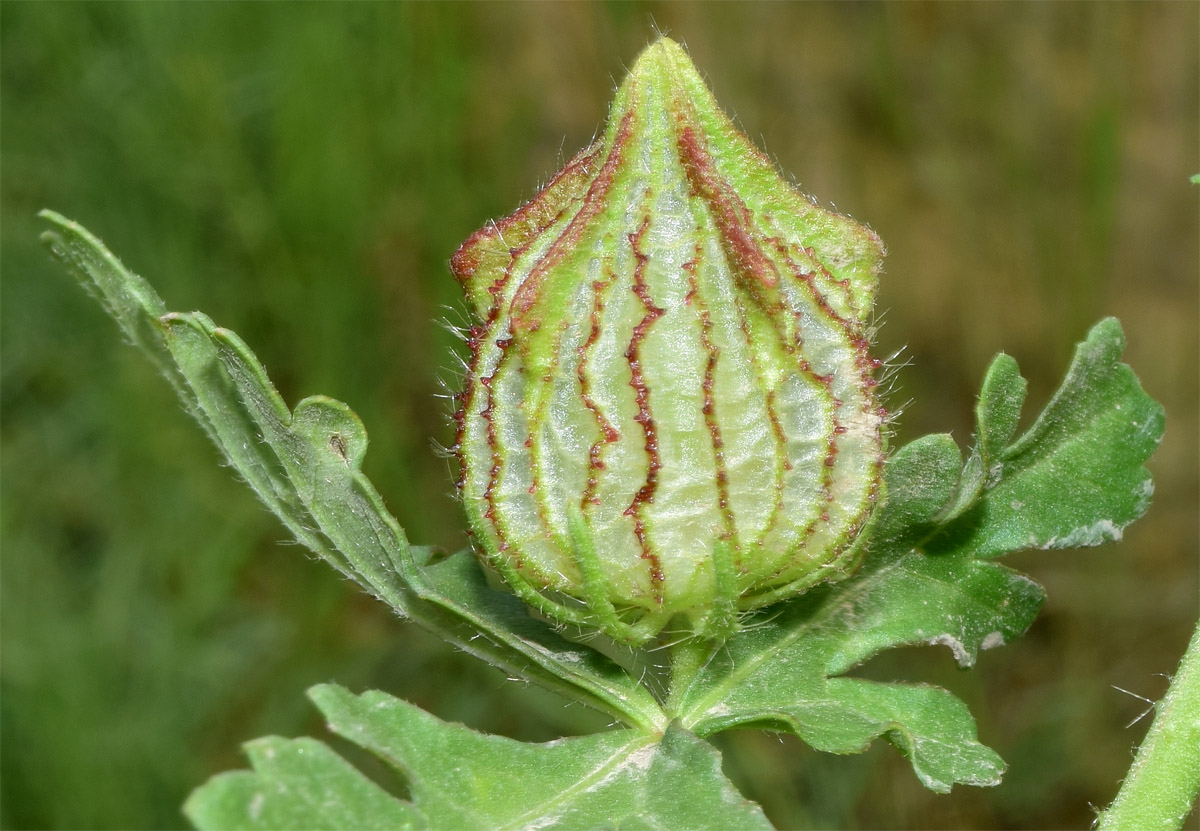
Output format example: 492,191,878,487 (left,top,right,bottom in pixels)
1086,316,1127,351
